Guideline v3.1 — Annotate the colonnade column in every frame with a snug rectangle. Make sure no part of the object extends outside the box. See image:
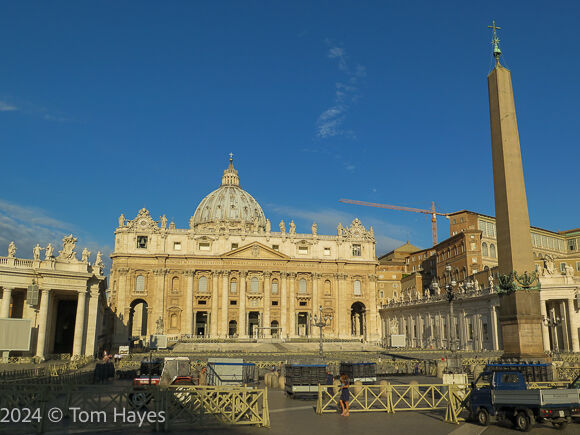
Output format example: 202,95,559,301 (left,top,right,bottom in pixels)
560,301,570,351
567,298,579,352
35,288,51,359
239,271,247,338
184,271,194,336
367,274,378,341
263,272,271,336
84,285,100,357
1,287,13,318
221,271,229,338
211,272,219,337
280,273,287,338
288,273,296,337
490,305,500,351
72,290,87,356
